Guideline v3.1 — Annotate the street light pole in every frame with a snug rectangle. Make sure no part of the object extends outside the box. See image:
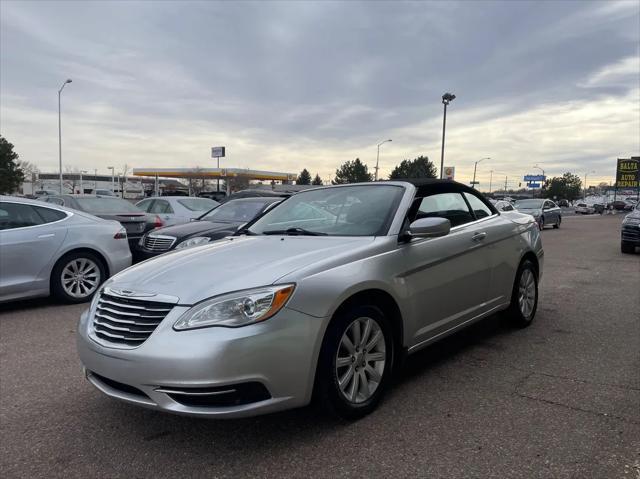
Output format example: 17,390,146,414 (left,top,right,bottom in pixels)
439,92,456,179
533,164,545,198
584,170,595,200
374,139,392,181
57,79,72,194
94,168,98,190
471,157,490,189
489,170,494,193
79,170,87,194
